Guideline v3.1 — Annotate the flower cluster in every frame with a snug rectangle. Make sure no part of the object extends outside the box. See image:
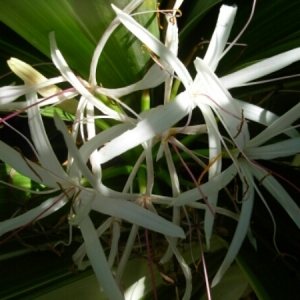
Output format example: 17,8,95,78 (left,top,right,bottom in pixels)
0,0,300,299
